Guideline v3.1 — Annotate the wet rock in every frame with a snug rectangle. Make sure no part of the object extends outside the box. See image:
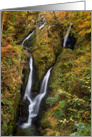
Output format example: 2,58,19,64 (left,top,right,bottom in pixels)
15,125,36,136
18,99,30,124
